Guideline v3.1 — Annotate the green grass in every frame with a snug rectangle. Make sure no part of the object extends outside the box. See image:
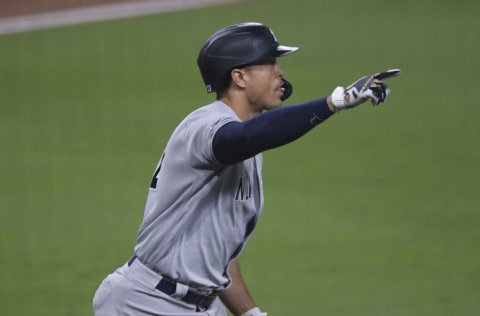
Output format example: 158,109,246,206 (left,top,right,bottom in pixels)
1,0,479,315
